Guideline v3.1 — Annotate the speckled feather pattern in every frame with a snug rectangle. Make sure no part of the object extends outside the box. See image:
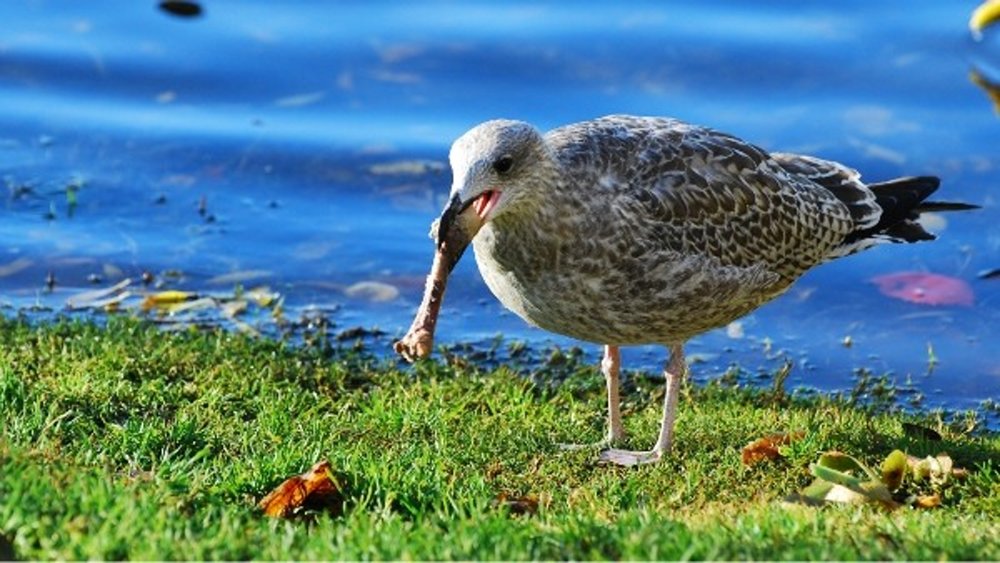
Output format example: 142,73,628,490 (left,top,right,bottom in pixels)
462,115,894,345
